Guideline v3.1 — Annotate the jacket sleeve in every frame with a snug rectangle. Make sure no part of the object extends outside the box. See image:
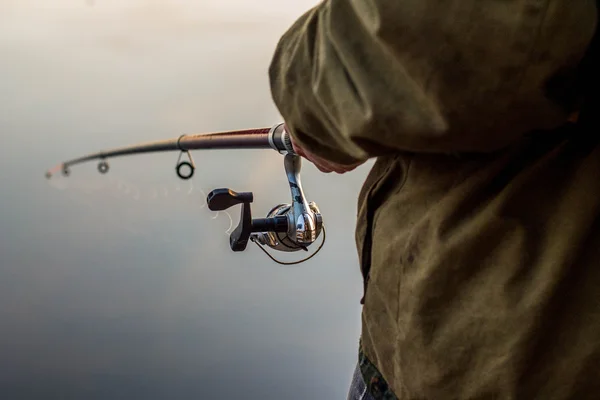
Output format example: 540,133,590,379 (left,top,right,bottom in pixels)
268,0,597,164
